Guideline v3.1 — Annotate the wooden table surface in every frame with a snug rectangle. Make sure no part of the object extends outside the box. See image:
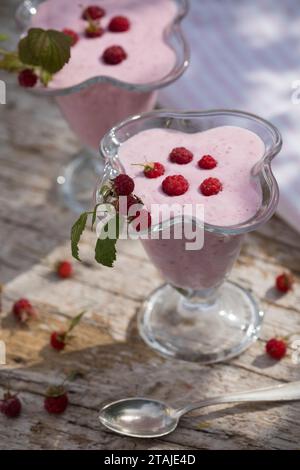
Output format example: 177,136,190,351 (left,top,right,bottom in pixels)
1,0,300,450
